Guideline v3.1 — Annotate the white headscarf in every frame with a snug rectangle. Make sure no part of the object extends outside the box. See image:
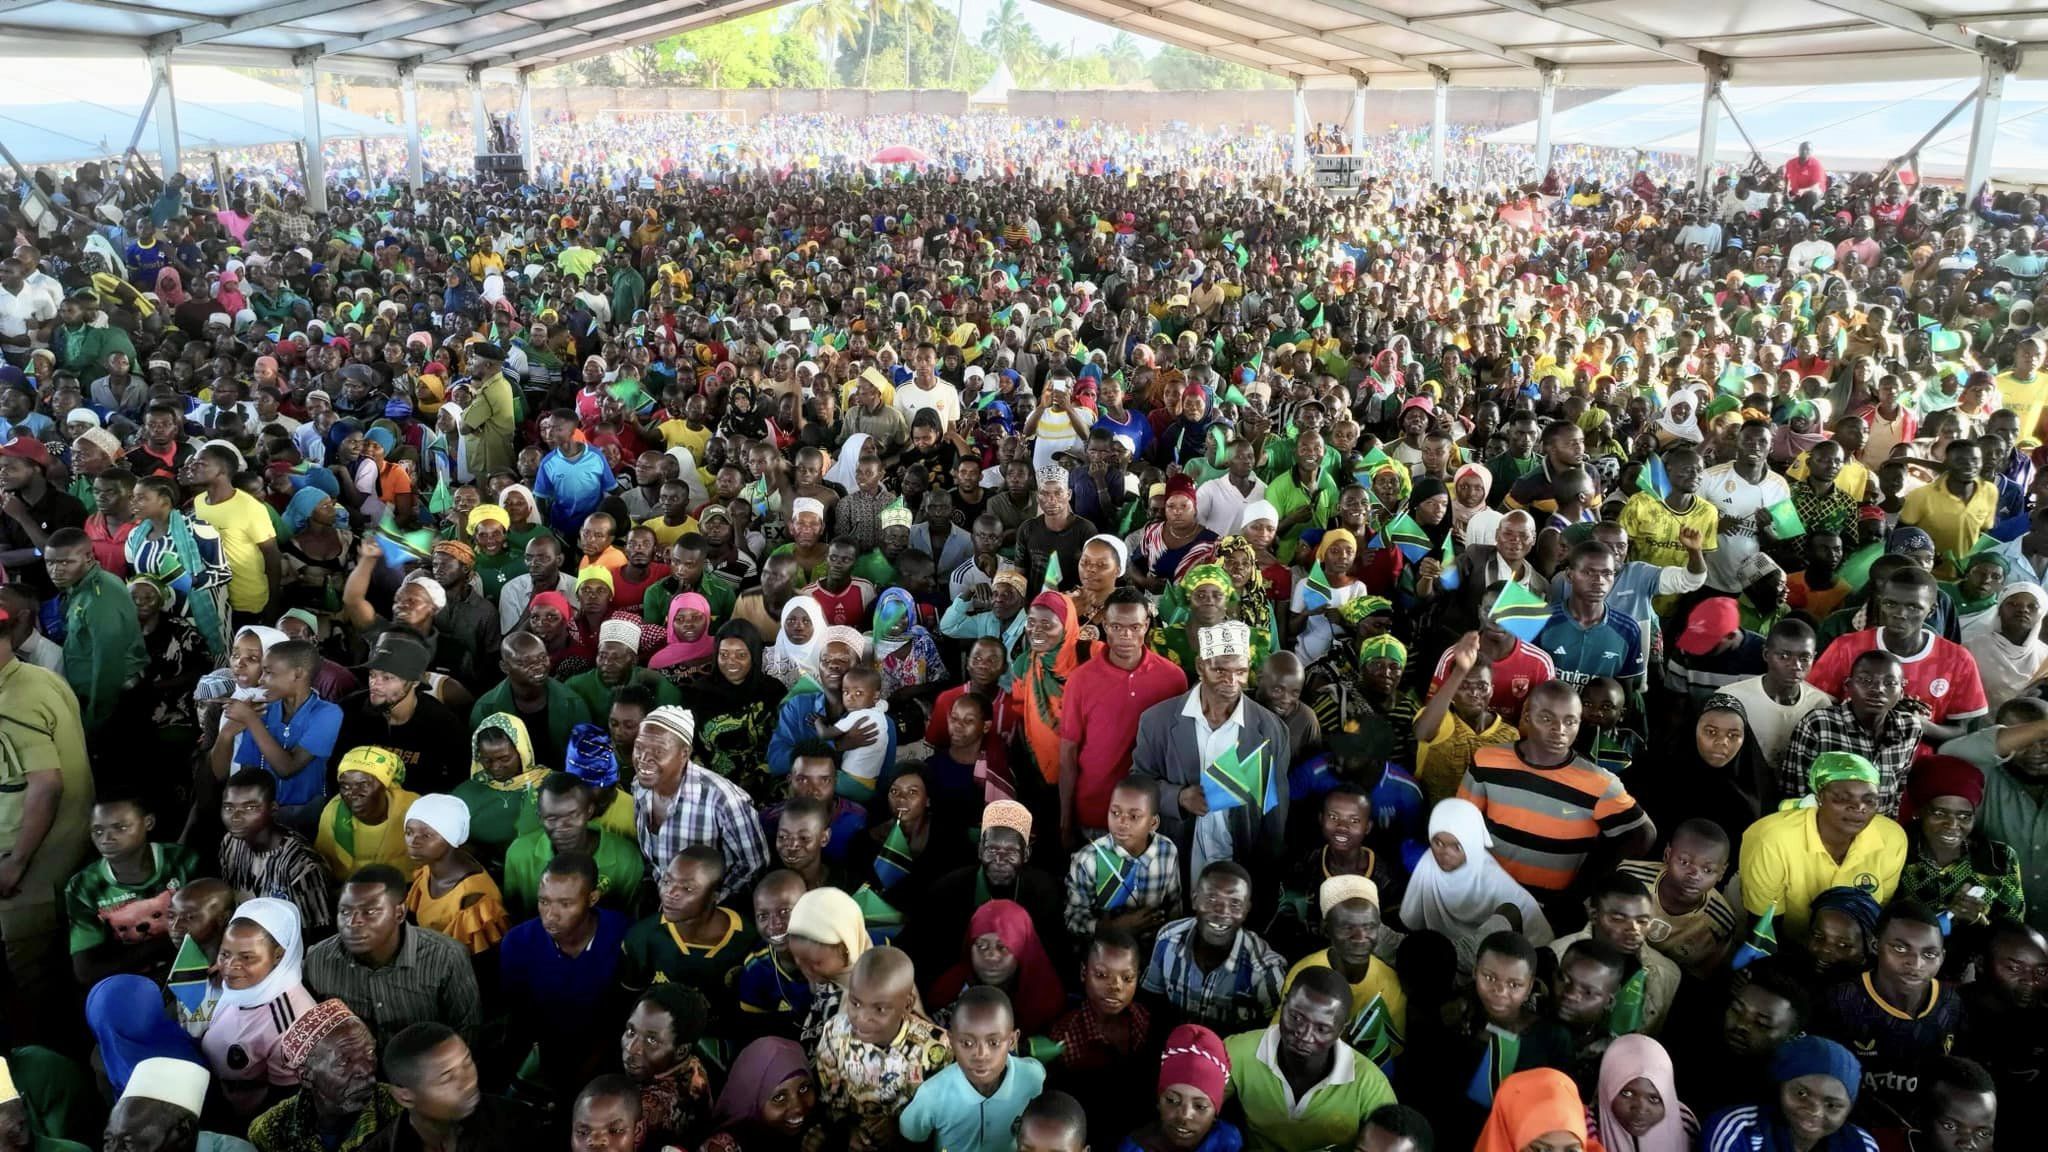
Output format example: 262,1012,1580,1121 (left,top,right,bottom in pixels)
211,898,305,1018
233,625,288,656
1084,533,1128,575
1964,582,2048,711
824,432,872,491
769,595,827,684
1399,799,1552,971
499,484,542,530
1654,385,1706,444
480,273,506,305
665,445,708,508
